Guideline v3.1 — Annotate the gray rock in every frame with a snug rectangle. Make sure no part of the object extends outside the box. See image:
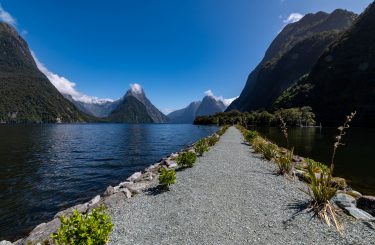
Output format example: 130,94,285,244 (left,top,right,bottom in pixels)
127,182,151,194
135,172,153,182
122,188,132,198
345,190,362,199
332,193,356,208
54,202,89,219
88,195,101,208
0,241,13,245
126,171,142,182
345,207,375,221
357,195,375,216
21,218,60,245
168,162,178,169
119,181,133,189
104,185,116,197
